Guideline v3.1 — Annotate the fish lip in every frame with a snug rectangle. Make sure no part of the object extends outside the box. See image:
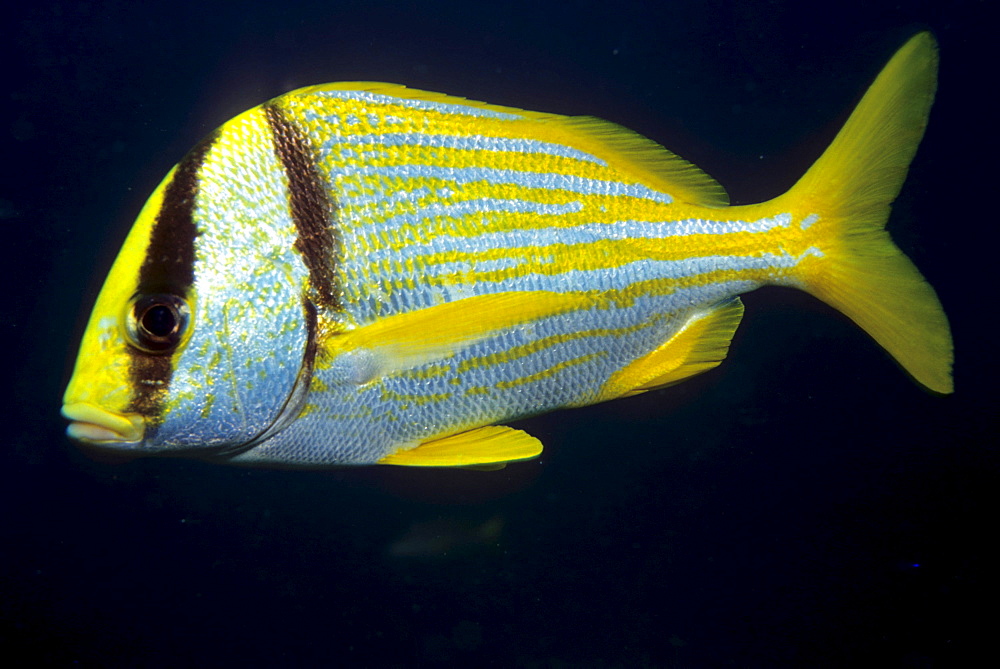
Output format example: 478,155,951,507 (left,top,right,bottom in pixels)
61,402,145,444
